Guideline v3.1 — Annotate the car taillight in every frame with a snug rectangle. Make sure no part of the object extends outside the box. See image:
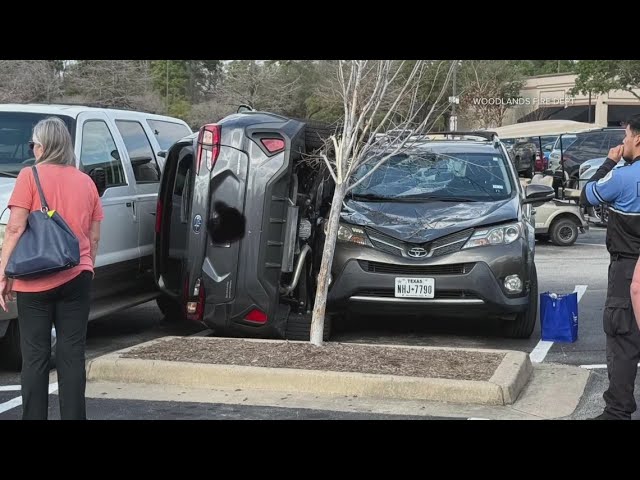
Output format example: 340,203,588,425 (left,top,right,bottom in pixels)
244,309,267,324
196,124,221,174
186,278,205,322
261,138,285,154
155,199,163,234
